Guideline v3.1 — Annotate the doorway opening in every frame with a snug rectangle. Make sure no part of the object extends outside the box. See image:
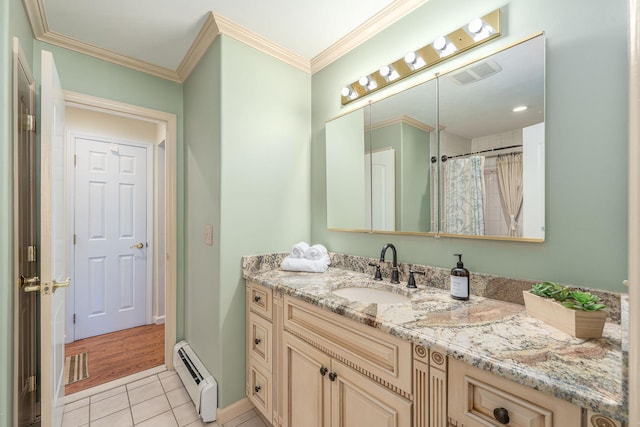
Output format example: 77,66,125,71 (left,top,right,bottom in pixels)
62,92,177,395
